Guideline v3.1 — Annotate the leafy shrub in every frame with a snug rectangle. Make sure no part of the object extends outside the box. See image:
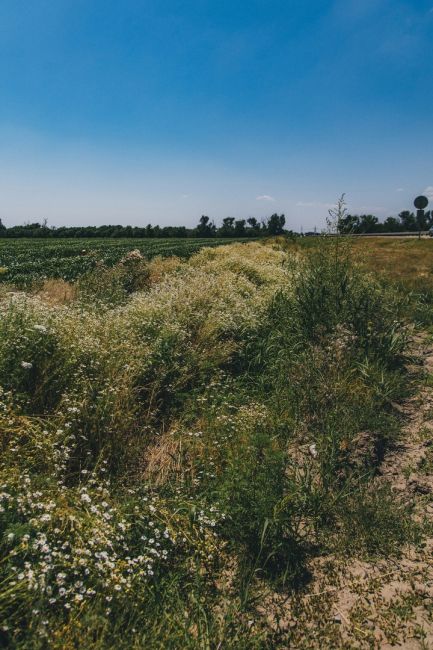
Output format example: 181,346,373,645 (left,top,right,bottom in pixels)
217,426,300,580
291,240,407,363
